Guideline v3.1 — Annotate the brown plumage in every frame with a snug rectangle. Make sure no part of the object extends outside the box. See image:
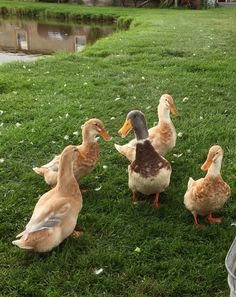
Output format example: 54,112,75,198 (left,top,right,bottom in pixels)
118,110,172,208
131,141,170,178
12,145,82,252
184,145,231,224
33,119,110,187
